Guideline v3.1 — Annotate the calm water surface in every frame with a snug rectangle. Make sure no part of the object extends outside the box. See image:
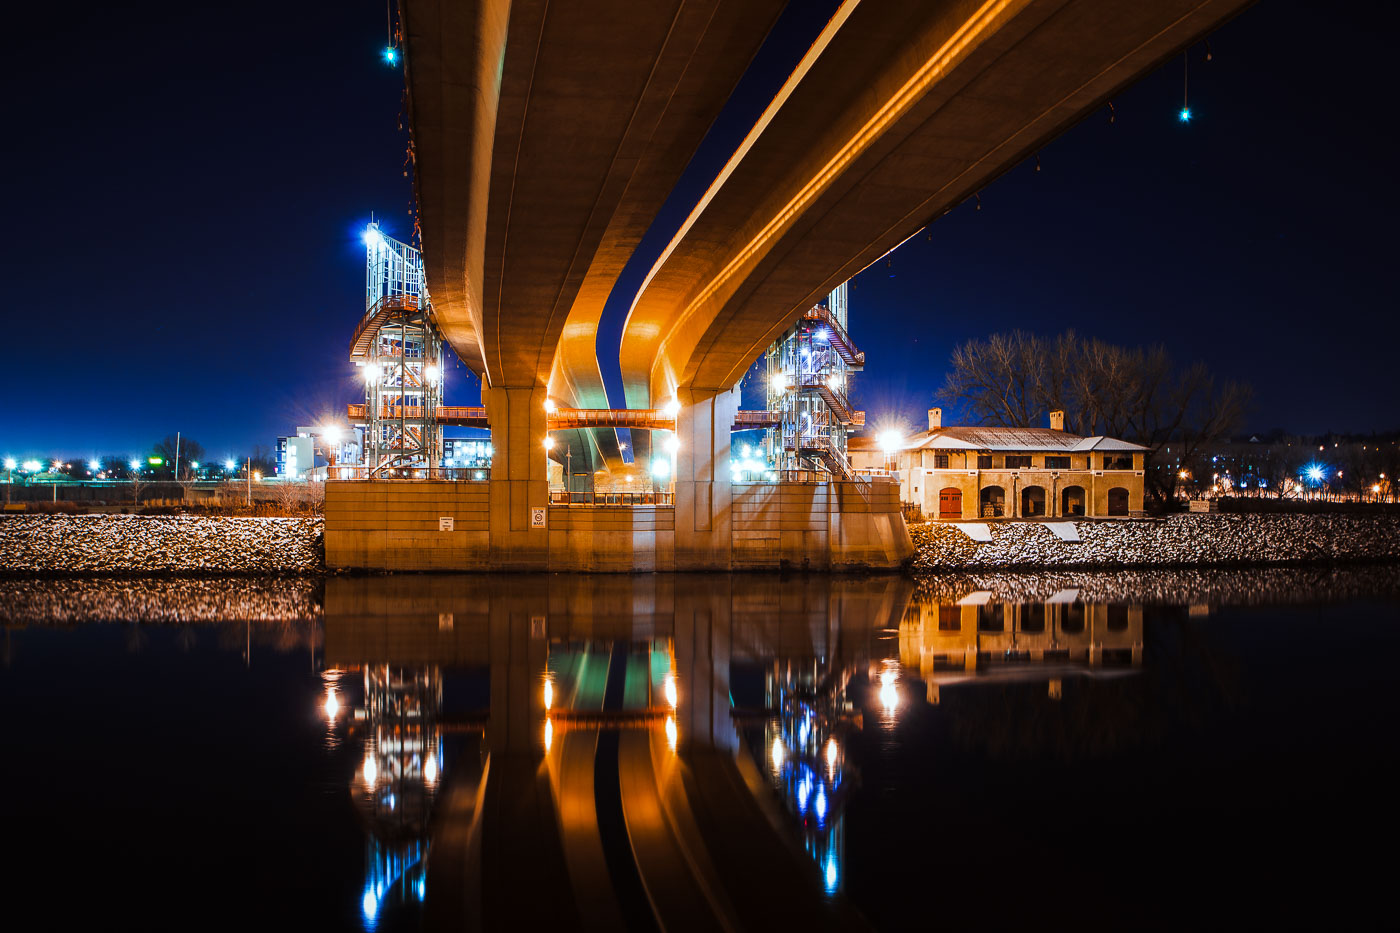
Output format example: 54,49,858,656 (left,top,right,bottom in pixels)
2,568,1396,930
